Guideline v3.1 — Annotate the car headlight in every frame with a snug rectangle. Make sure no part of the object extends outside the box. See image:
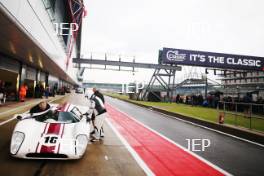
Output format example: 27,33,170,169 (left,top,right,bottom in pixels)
10,131,25,155
76,134,88,156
